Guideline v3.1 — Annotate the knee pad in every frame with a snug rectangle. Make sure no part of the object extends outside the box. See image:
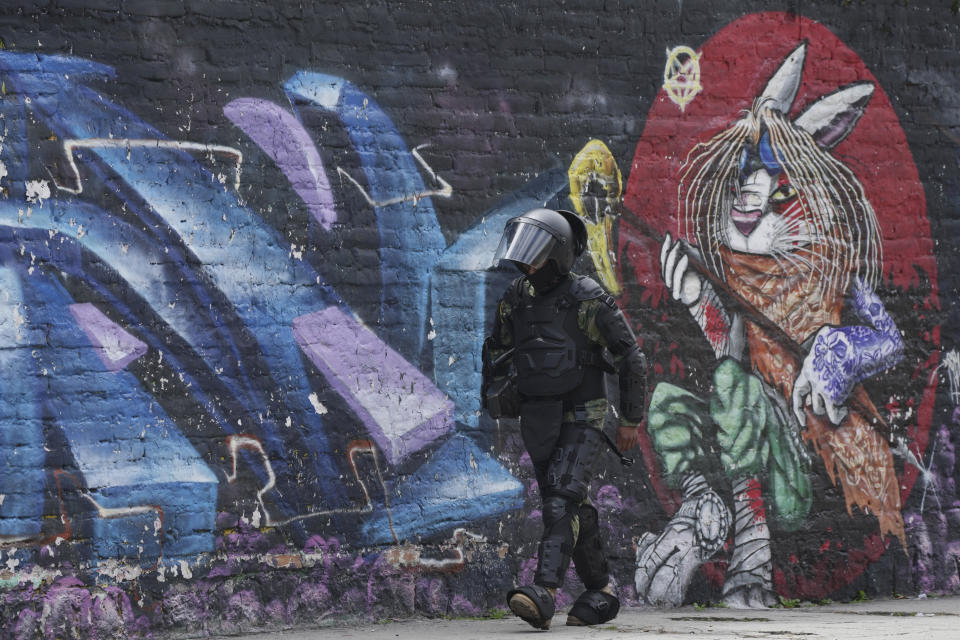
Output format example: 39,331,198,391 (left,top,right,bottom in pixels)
542,495,576,528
